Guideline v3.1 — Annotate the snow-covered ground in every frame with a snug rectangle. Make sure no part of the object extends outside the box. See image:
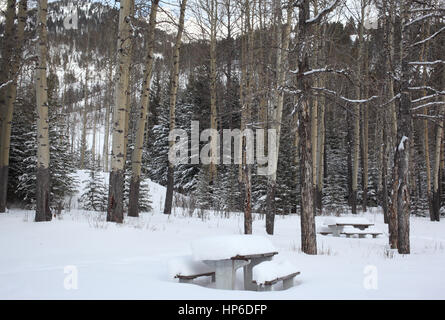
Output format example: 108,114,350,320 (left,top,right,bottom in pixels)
1,172,445,299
